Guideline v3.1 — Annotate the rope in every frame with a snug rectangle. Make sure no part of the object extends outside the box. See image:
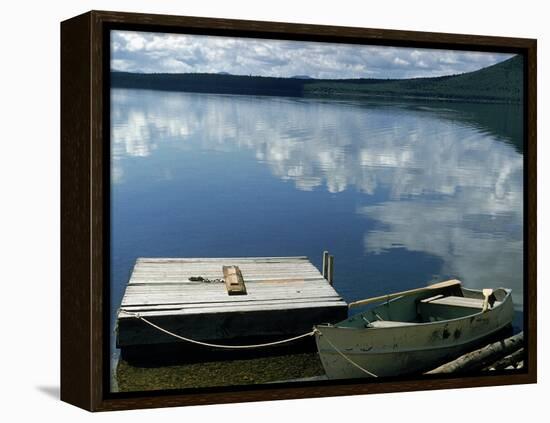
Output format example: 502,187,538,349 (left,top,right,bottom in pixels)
120,310,377,377
119,310,316,349
318,332,378,377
